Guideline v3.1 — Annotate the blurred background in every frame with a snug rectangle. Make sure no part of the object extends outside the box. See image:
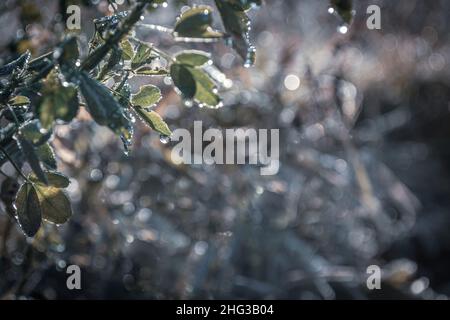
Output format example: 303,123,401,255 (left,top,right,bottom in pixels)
1,0,450,299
